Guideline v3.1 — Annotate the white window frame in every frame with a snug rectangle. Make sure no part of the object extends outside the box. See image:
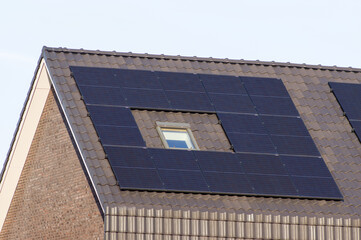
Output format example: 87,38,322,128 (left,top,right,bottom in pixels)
156,121,199,150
